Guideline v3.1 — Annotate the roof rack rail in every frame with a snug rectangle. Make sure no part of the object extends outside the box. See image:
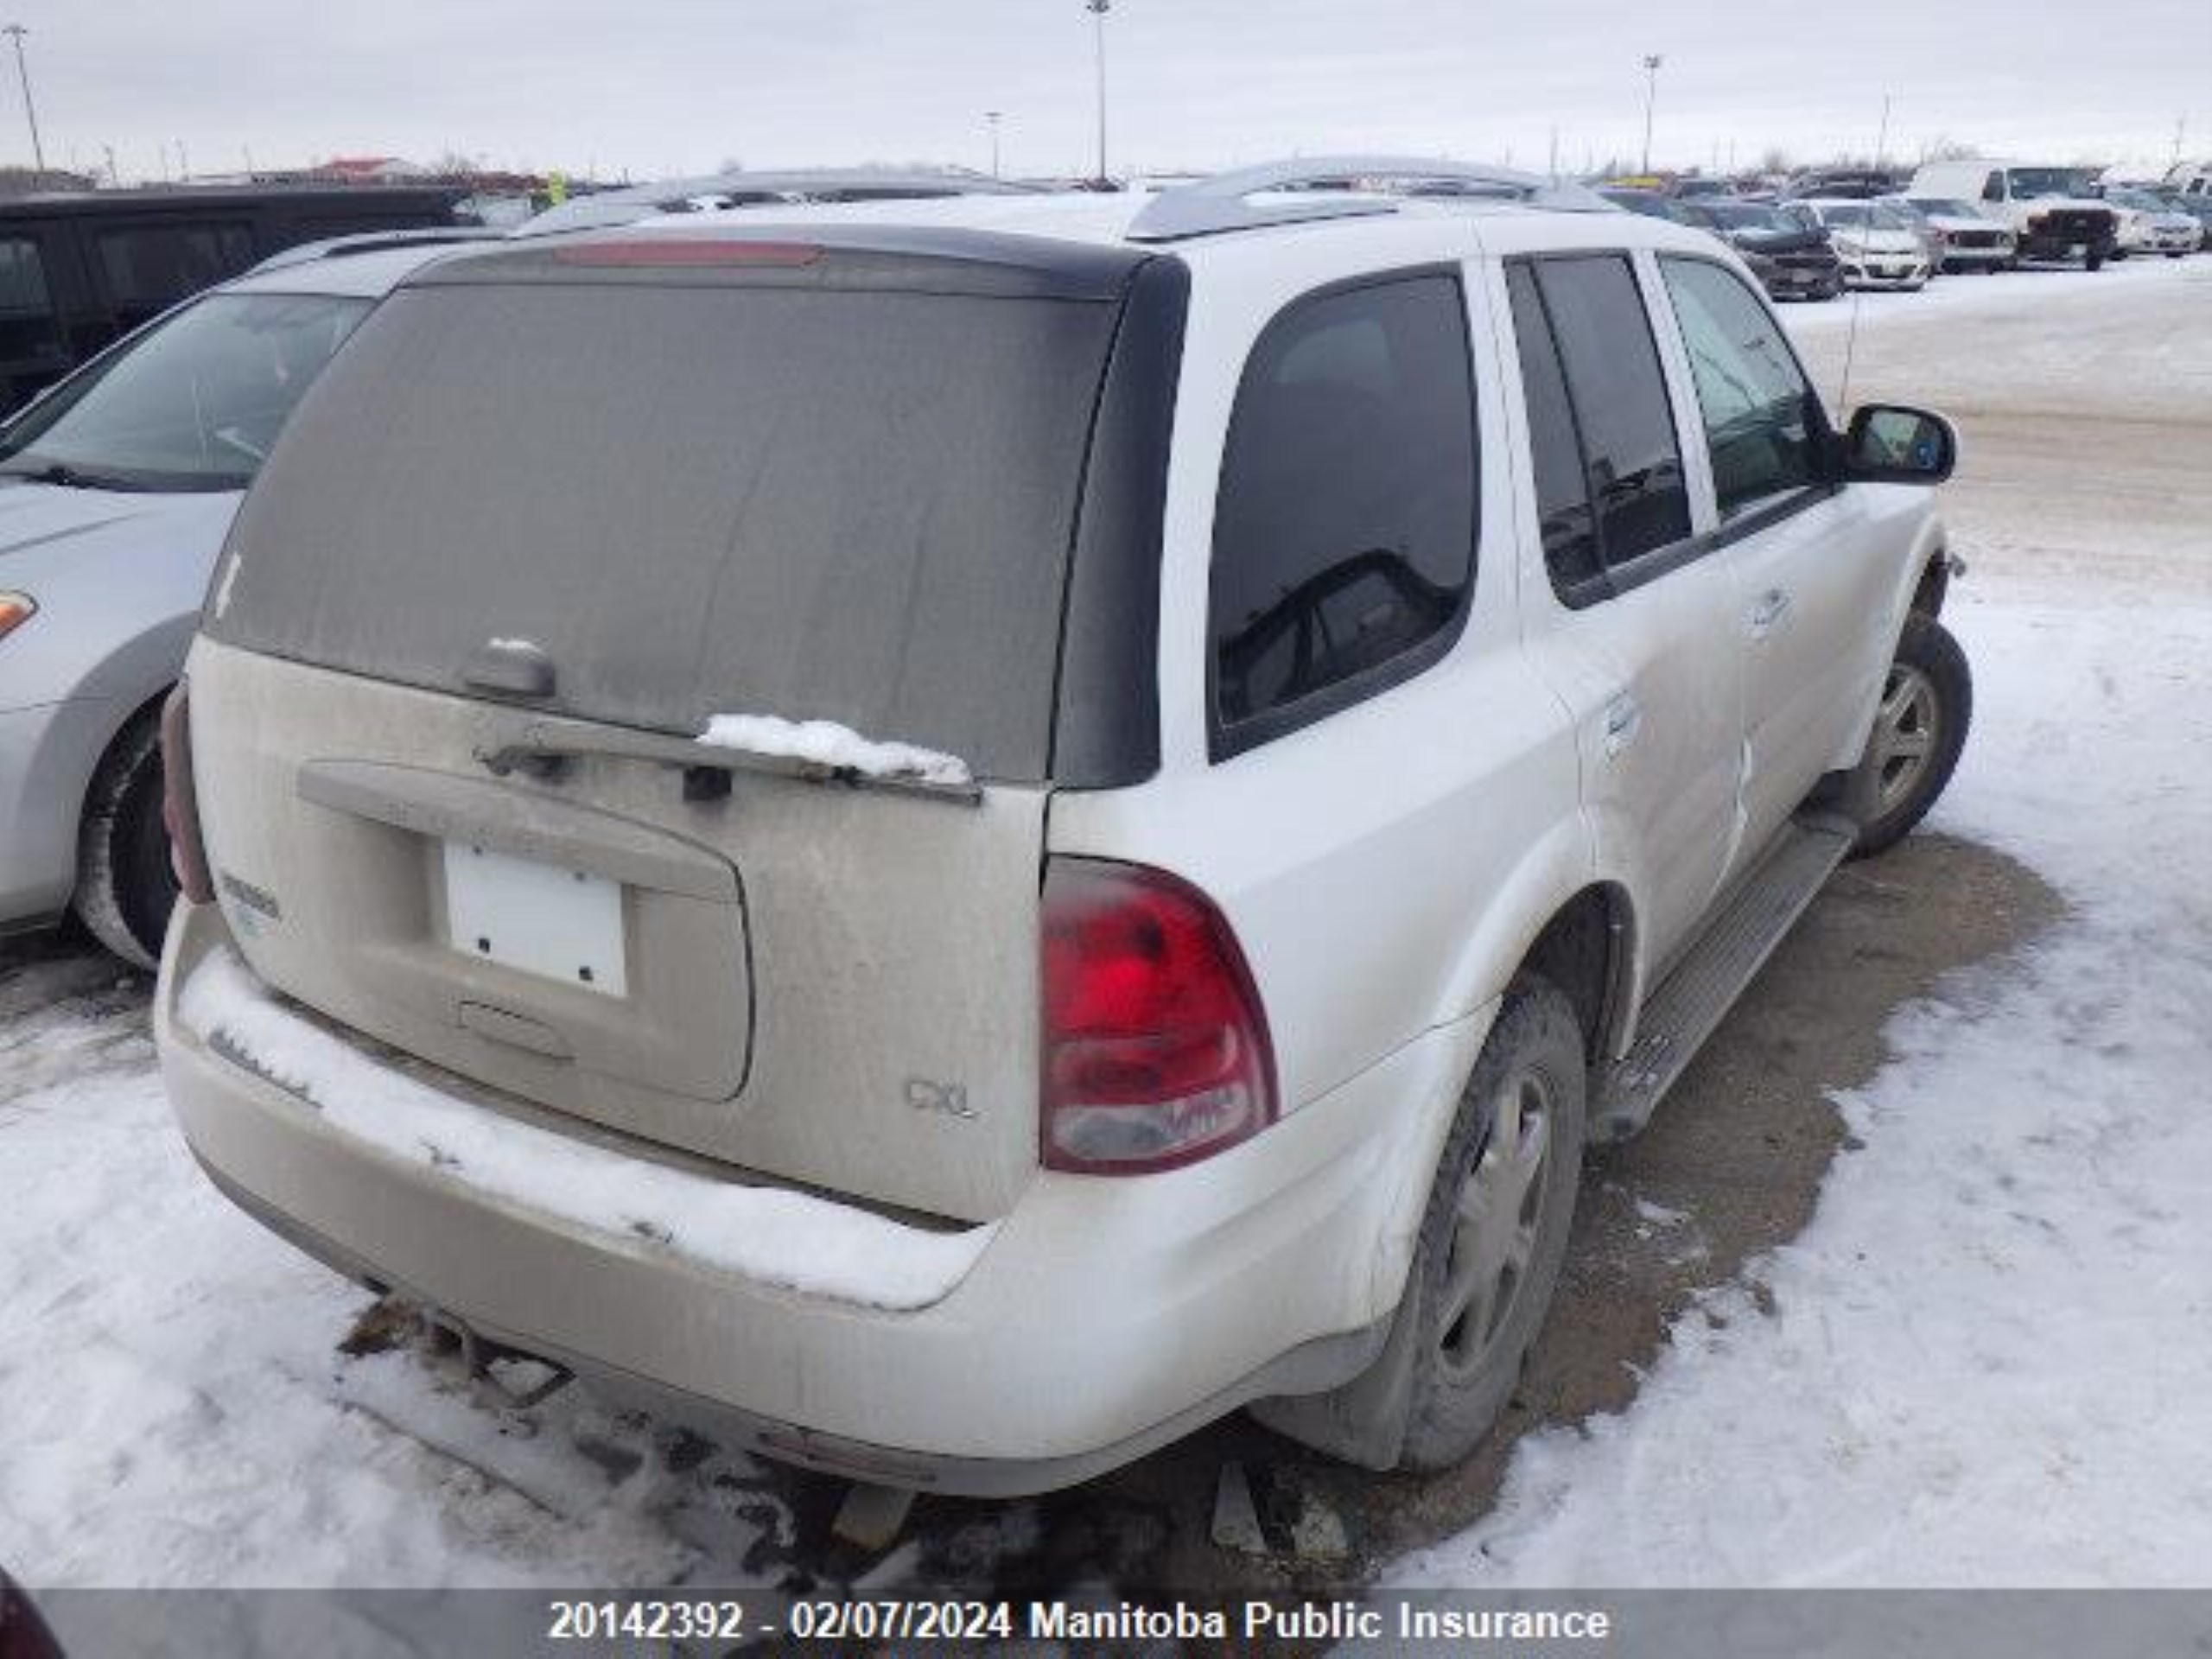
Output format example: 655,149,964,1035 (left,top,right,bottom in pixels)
1126,155,1614,242
507,166,1043,239
246,226,500,275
